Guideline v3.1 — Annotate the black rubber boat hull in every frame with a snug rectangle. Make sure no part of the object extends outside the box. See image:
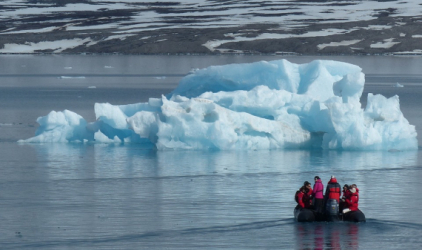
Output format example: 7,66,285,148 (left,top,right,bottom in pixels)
342,209,366,222
294,206,366,223
294,206,315,222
